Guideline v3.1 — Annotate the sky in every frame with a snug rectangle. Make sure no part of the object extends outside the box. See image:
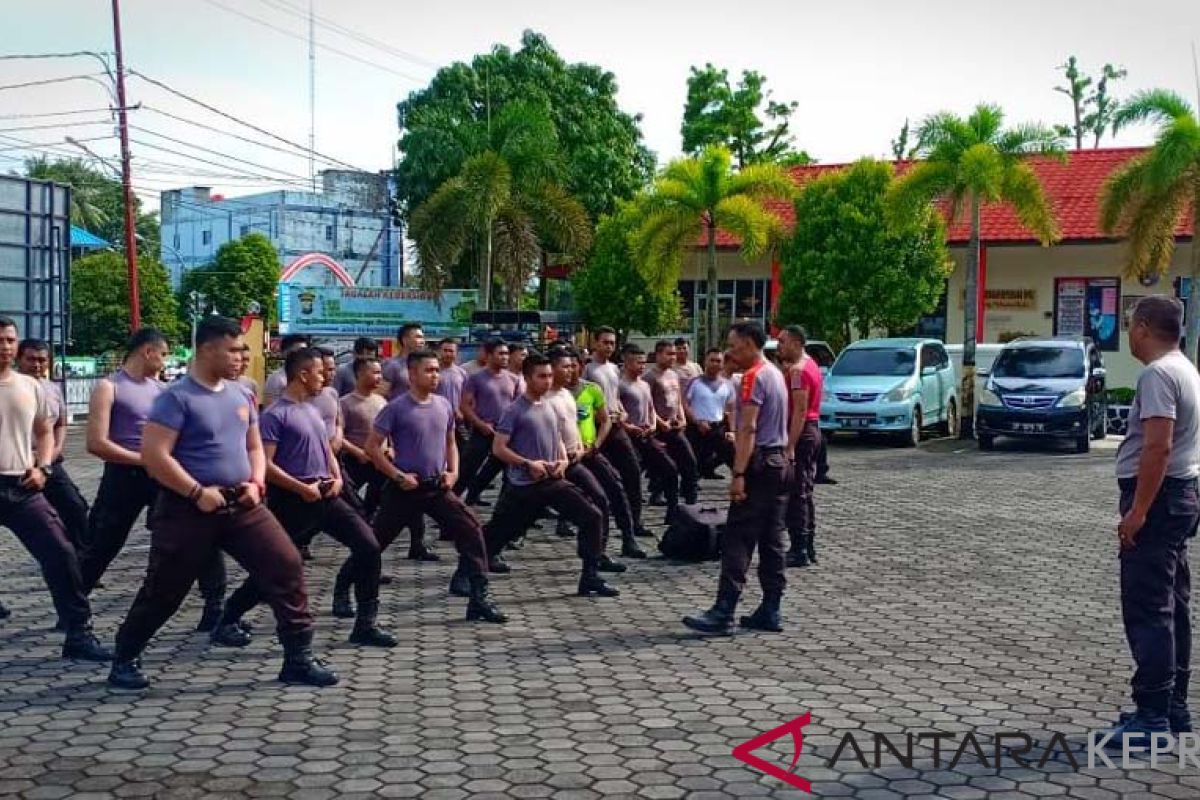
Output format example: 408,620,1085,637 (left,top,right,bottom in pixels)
3,0,1199,211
